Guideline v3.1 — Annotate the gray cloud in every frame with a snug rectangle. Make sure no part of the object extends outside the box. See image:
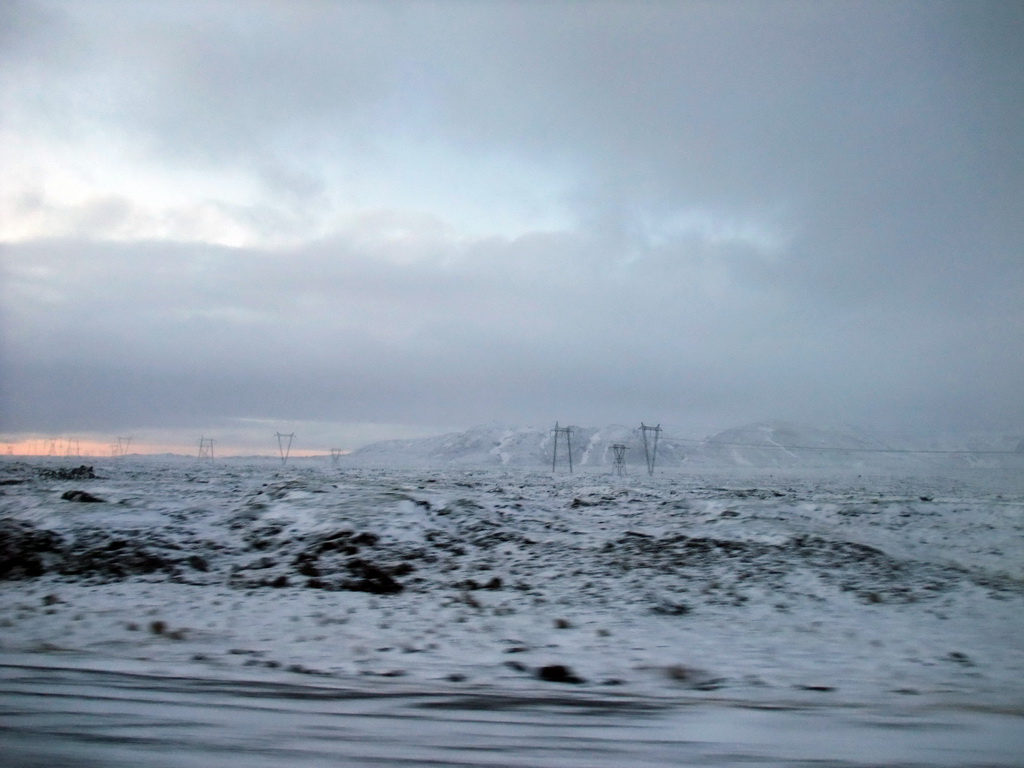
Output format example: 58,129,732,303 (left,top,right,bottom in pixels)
1,1,1022,448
